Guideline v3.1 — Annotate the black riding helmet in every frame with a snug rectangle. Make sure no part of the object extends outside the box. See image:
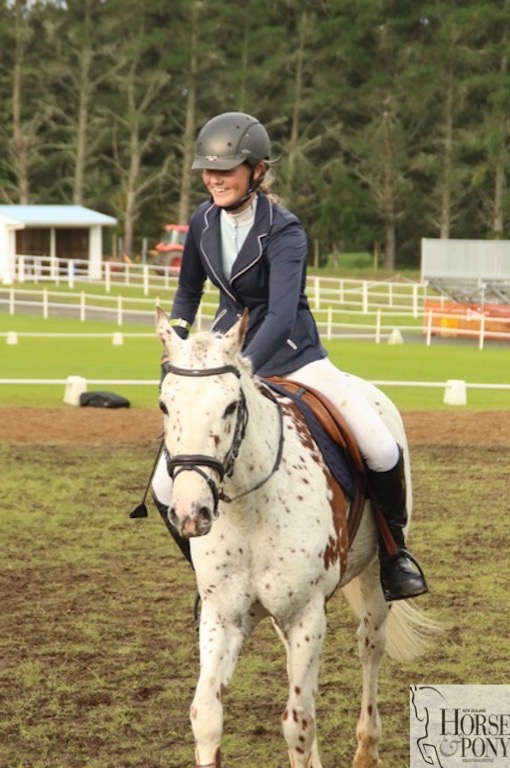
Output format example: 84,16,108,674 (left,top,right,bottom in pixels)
192,112,271,171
